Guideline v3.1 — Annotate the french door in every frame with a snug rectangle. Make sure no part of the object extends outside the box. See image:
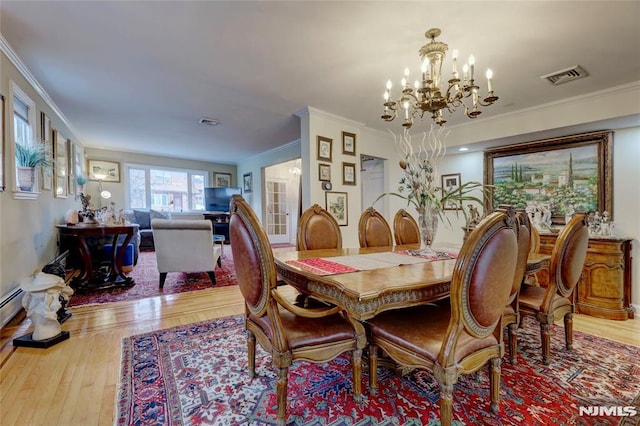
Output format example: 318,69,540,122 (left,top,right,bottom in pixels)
265,180,290,244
